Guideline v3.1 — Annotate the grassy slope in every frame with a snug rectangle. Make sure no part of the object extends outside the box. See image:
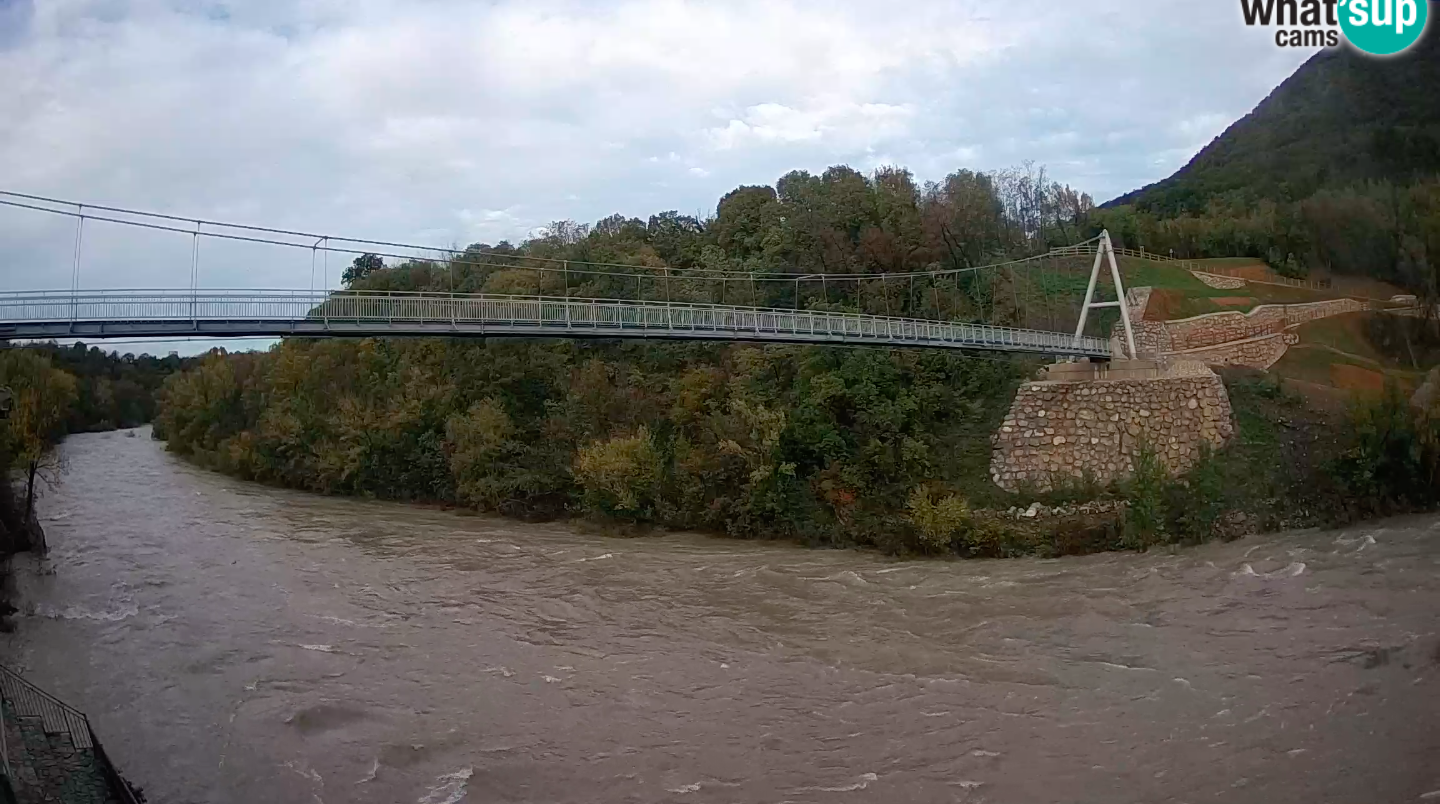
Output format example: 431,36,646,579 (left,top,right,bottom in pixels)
1270,313,1429,402
1125,258,1342,319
